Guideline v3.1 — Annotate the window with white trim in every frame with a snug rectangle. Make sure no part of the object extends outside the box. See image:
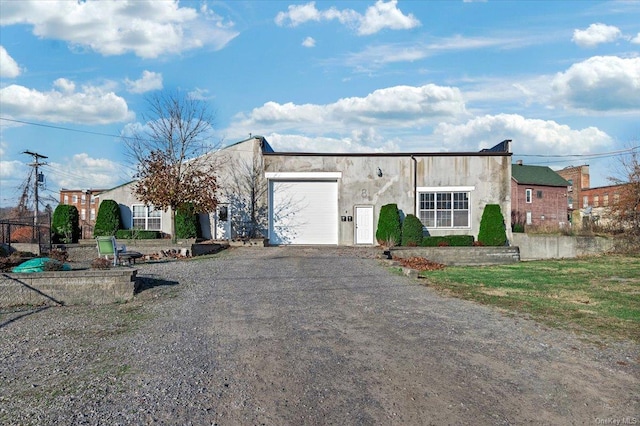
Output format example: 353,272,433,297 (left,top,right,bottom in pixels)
132,205,161,230
81,209,86,220
90,209,96,220
64,195,69,204
525,189,532,203
418,191,470,228
72,195,78,203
